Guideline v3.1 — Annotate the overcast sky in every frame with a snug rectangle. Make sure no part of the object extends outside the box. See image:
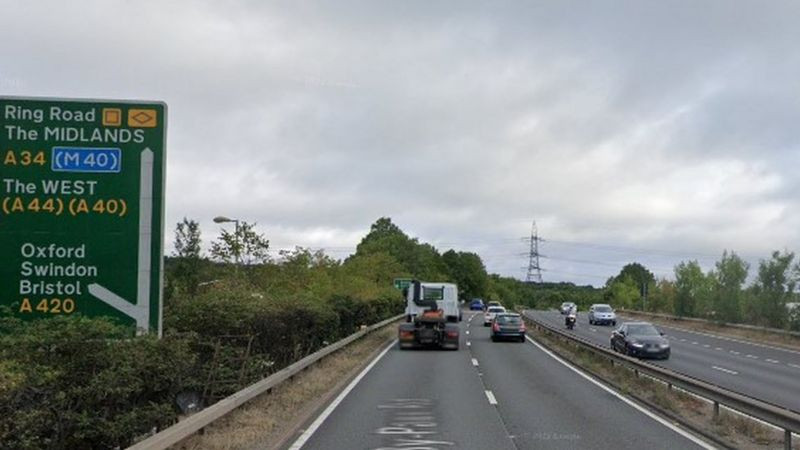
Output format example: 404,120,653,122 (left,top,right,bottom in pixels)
3,1,799,286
